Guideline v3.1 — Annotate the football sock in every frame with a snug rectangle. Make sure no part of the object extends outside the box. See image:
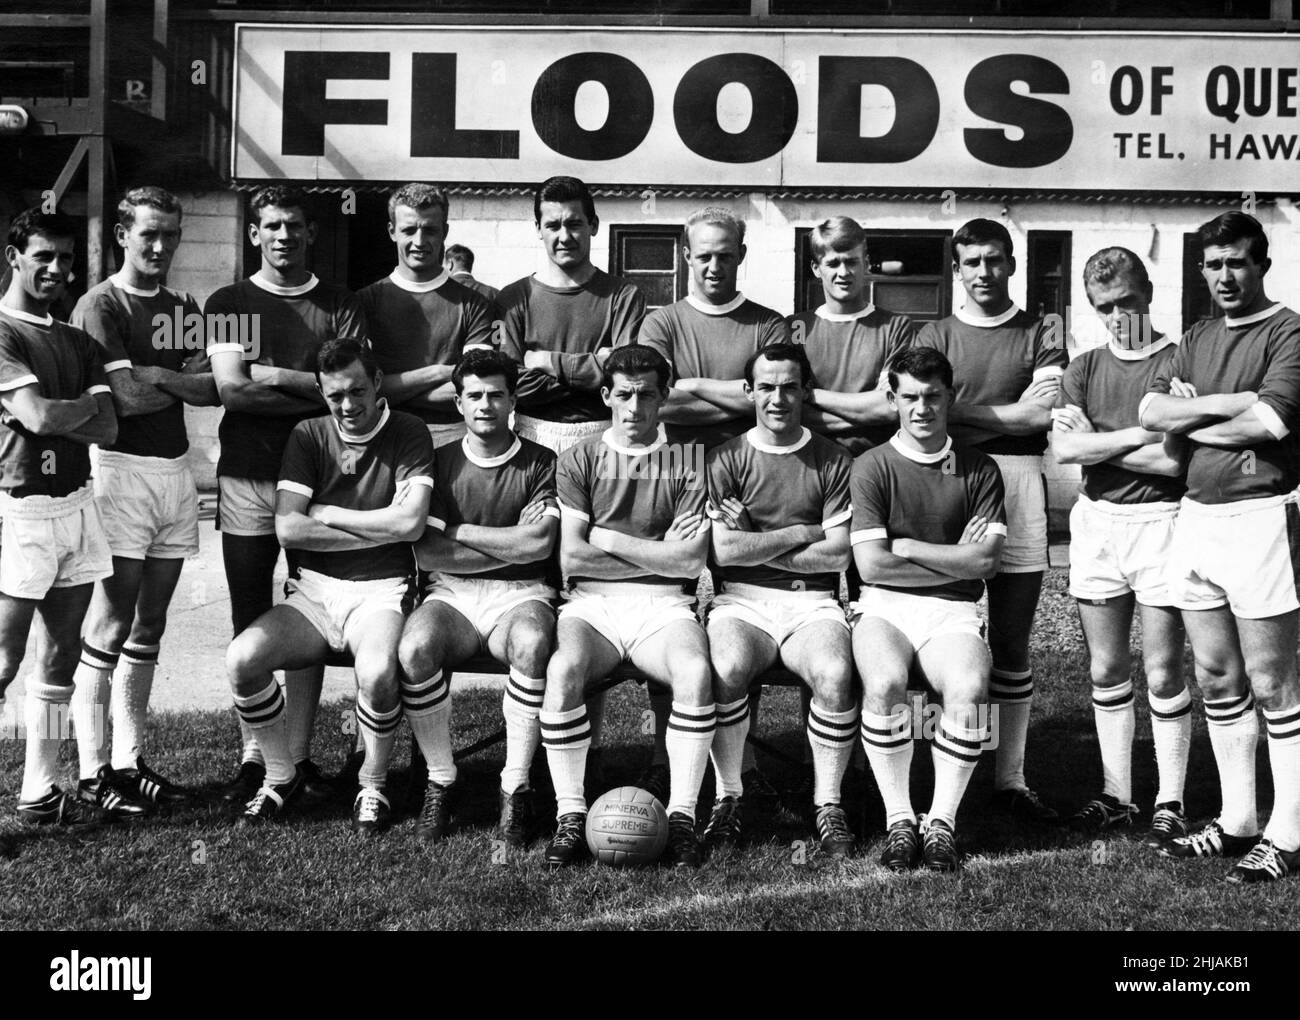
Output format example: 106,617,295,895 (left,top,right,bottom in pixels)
861,706,915,827
586,689,607,748
807,701,858,806
232,680,295,786
400,670,456,787
111,642,158,771
541,705,591,817
741,688,760,774
1092,680,1135,803
501,668,544,794
356,695,401,791
1262,706,1300,852
285,665,323,764
990,667,1033,792
1204,691,1259,838
648,688,671,767
239,717,264,766
1148,688,1192,806
929,714,986,829
72,640,115,780
665,701,716,817
22,680,72,802
709,696,750,800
